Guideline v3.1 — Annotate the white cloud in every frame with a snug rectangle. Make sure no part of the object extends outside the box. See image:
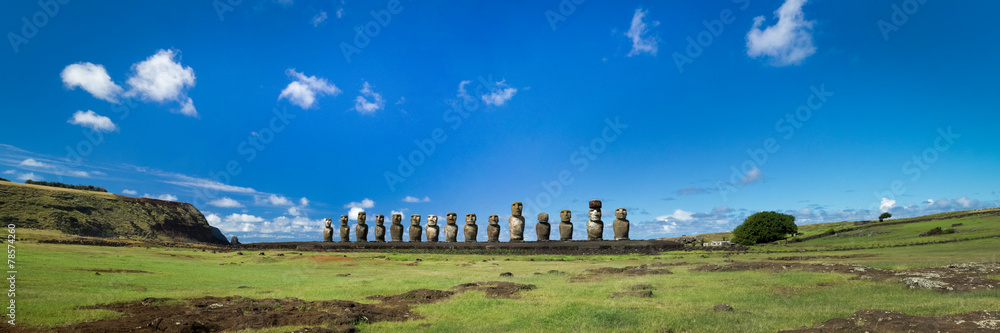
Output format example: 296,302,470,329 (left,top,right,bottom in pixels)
67,110,118,132
16,172,41,181
344,198,375,209
144,193,178,201
879,197,896,212
661,222,678,233
68,170,90,178
163,174,257,194
625,8,659,57
61,62,124,103
19,158,48,168
402,196,430,203
391,210,404,217
336,8,344,18
347,207,365,221
262,194,294,206
657,209,695,222
2,170,15,175
125,49,198,116
211,213,323,235
208,197,244,208
741,166,762,185
353,81,385,114
122,189,138,195
299,197,309,207
746,0,816,66
312,11,328,27
287,206,301,216
279,69,341,109
955,197,972,208
481,80,518,107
